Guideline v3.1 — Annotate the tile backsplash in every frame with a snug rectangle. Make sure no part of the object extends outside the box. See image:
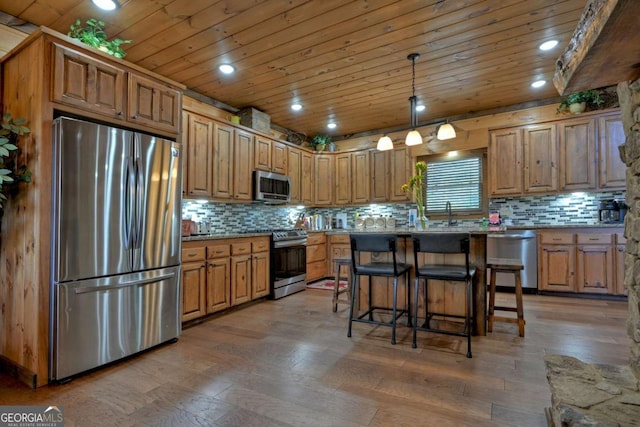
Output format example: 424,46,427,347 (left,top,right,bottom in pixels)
183,190,625,233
